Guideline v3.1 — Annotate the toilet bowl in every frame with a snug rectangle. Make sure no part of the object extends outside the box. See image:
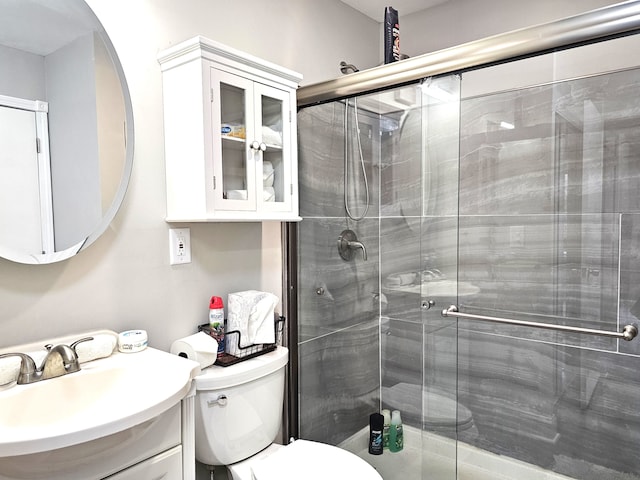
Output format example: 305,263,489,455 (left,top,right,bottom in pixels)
228,439,381,480
194,346,382,480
